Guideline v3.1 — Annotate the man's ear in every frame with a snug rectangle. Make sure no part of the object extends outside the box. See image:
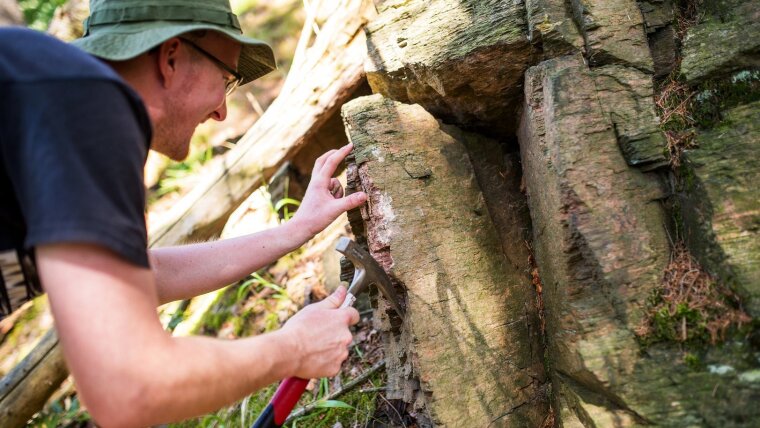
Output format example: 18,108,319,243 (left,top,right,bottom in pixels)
156,38,183,90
